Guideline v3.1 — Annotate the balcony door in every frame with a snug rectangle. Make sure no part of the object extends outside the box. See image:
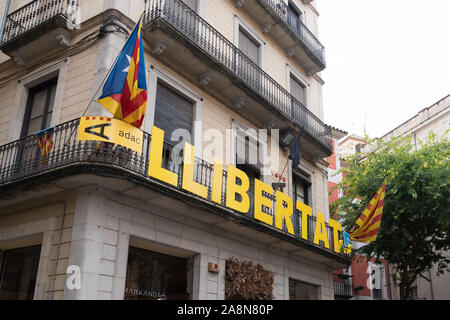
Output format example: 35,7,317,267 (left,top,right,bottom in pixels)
164,0,200,40
239,29,260,66
238,28,262,90
290,74,306,120
14,78,57,174
293,170,312,237
287,1,303,34
165,0,197,12
154,82,194,173
21,78,57,138
233,122,266,216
